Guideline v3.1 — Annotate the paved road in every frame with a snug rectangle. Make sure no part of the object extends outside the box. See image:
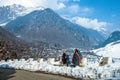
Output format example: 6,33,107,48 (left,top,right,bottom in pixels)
0,68,77,80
